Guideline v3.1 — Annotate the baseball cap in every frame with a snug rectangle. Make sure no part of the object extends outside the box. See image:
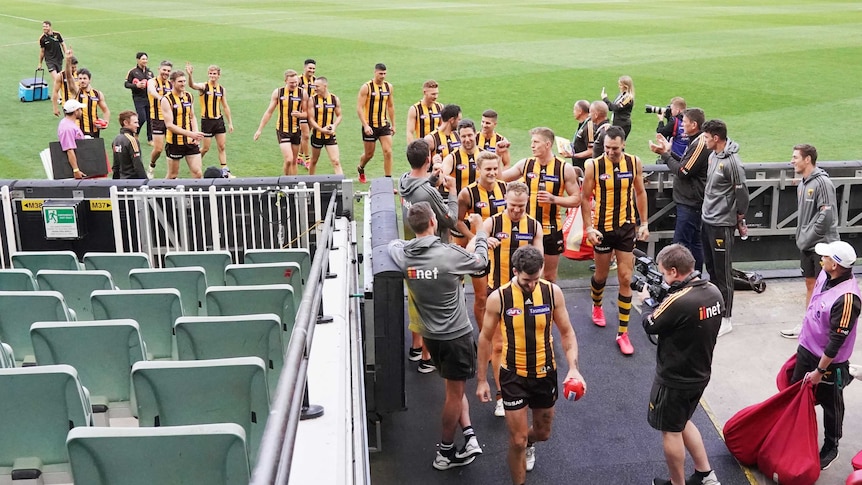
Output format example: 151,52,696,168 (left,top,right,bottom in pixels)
63,99,86,114
815,241,857,268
